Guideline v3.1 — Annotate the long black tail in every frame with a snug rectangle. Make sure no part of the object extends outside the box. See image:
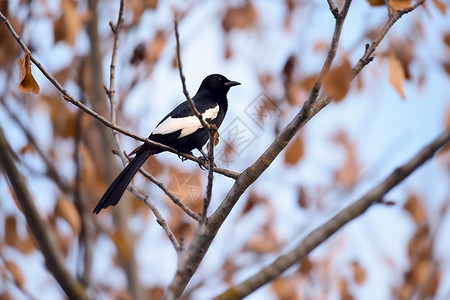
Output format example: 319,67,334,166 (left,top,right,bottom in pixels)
93,149,156,214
